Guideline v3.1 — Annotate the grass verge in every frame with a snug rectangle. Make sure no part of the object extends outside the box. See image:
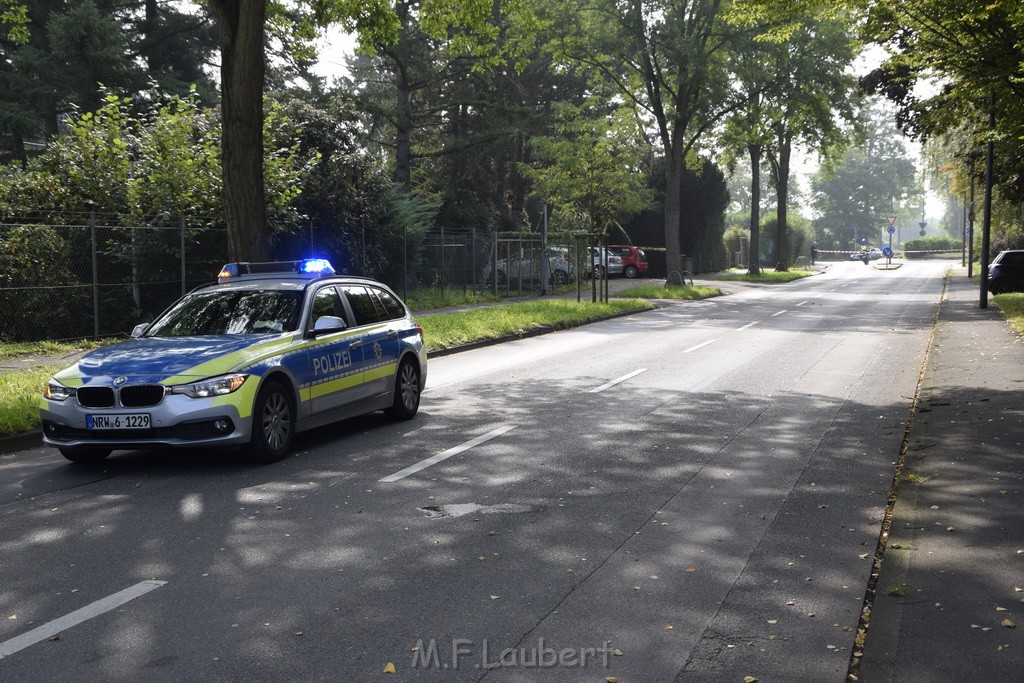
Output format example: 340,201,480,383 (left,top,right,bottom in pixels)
993,292,1024,336
419,298,652,352
404,288,501,311
712,269,816,283
0,338,109,361
0,366,56,436
613,284,722,300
